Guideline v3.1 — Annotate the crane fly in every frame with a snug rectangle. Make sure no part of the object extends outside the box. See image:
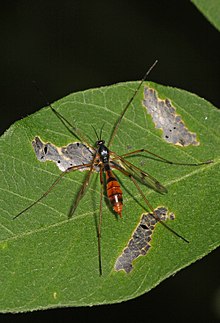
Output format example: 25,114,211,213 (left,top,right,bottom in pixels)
13,61,212,275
